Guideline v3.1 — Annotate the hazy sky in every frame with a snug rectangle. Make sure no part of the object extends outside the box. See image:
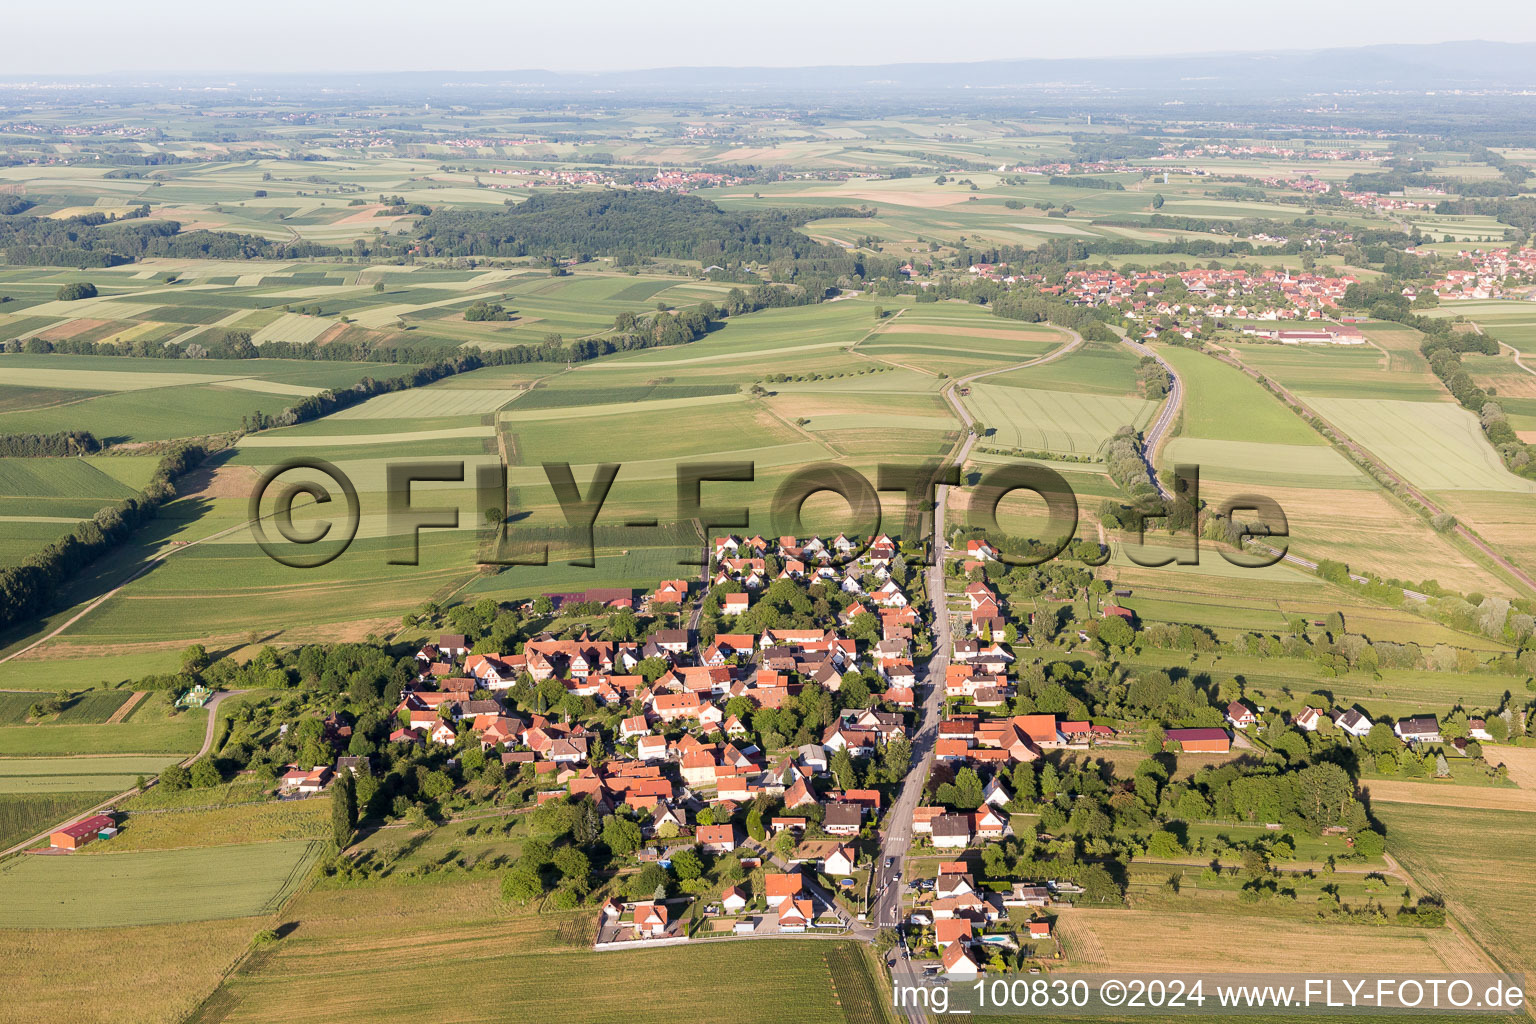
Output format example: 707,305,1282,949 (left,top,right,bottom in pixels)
11,0,1536,75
